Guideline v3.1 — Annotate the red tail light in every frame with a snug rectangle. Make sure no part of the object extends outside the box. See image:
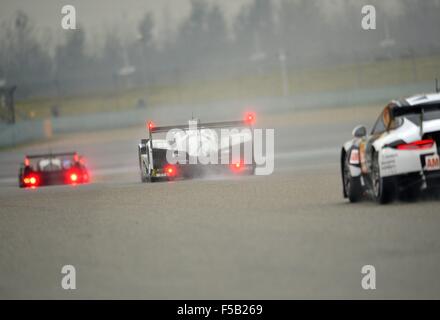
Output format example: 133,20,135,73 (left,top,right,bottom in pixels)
66,169,81,184
147,121,155,130
230,161,244,173
66,168,89,184
396,139,434,150
70,173,78,182
164,164,177,177
23,173,40,187
244,112,256,125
